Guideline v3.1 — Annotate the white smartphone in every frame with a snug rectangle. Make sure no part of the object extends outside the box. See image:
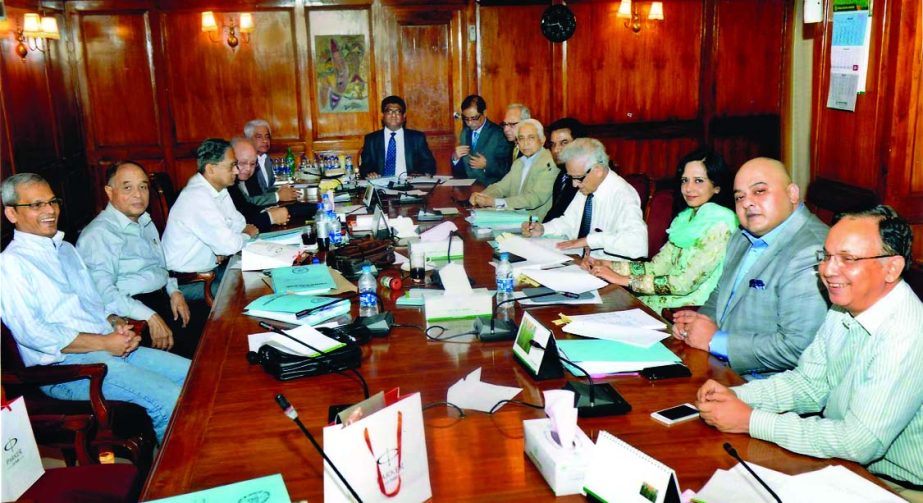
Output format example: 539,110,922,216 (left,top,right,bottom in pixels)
650,403,700,426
